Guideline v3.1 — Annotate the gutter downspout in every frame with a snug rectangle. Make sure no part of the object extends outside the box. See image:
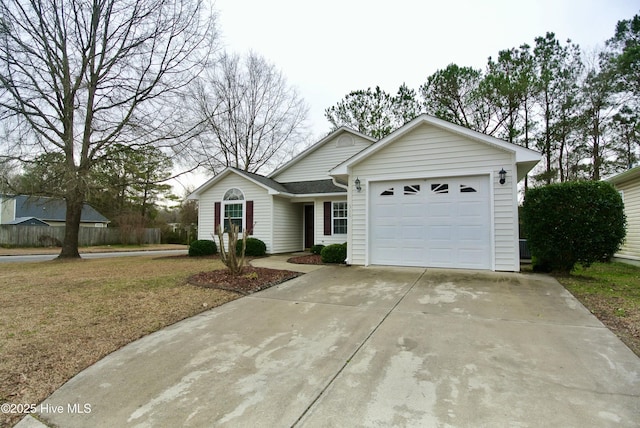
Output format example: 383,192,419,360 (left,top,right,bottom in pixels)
331,177,348,190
